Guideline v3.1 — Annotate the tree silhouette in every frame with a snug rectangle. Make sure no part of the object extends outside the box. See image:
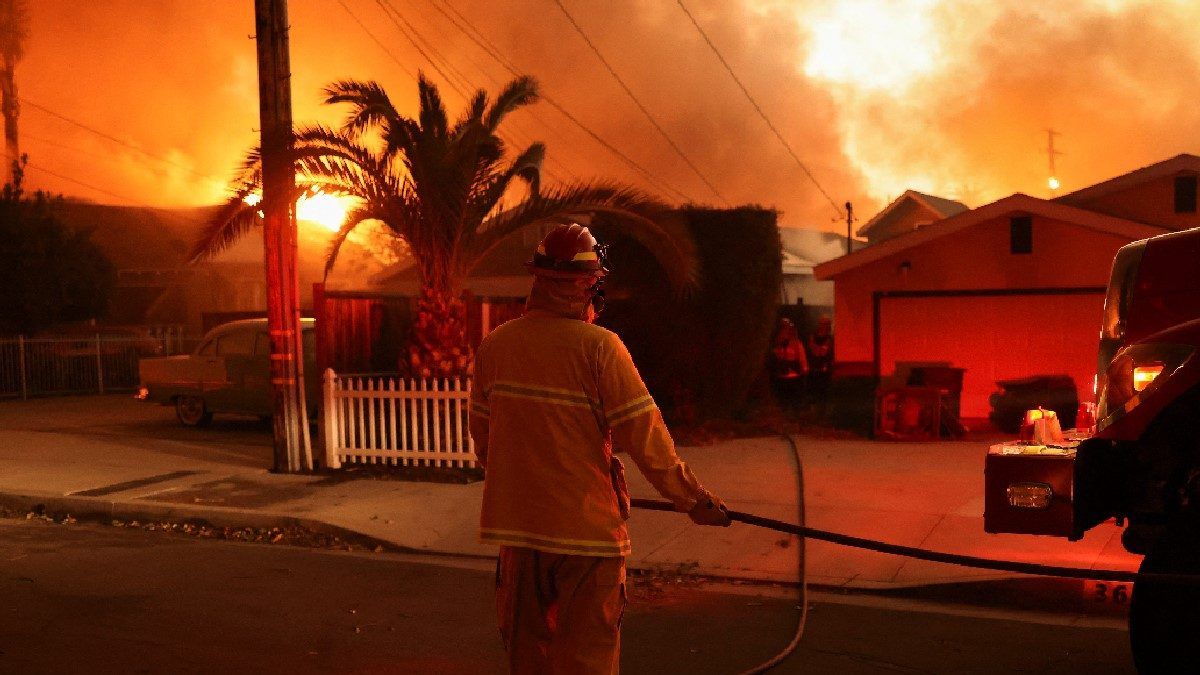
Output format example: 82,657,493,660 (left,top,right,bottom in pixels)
193,74,695,377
